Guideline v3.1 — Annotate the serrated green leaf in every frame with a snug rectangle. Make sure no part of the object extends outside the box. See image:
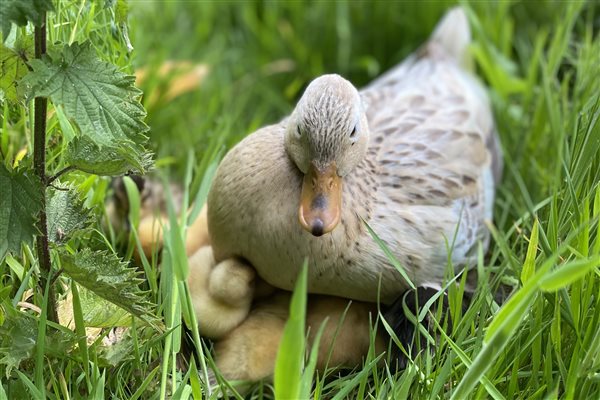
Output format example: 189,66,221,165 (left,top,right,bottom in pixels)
0,305,75,379
47,186,92,244
60,249,156,322
66,135,153,176
0,164,42,260
21,41,149,147
0,0,54,40
0,36,33,102
0,305,37,378
75,285,131,327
